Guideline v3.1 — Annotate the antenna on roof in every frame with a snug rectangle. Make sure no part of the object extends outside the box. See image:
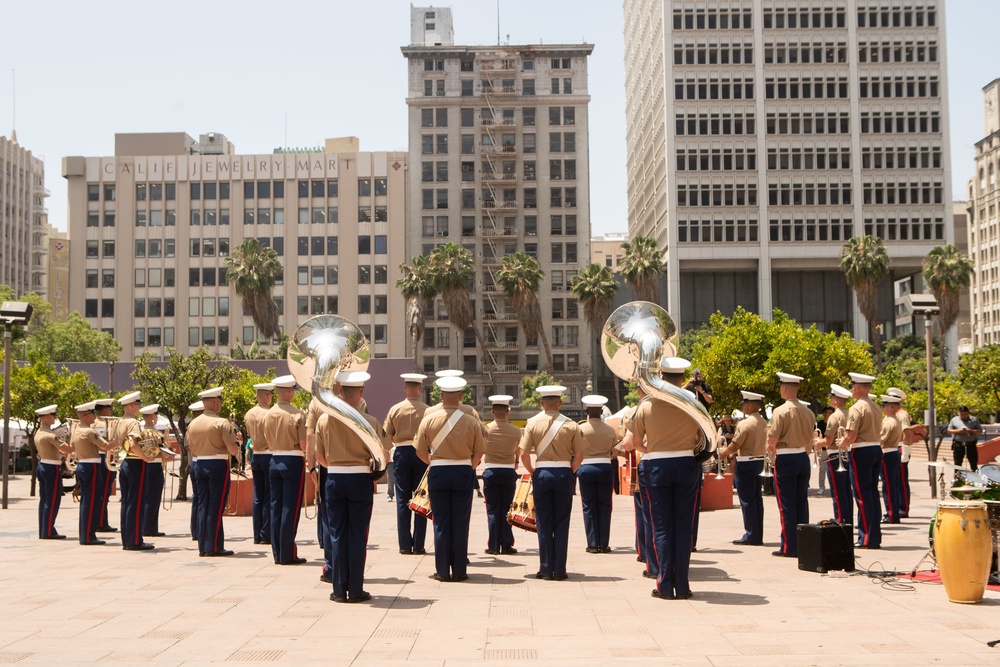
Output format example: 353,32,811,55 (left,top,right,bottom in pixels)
497,0,501,46
10,69,15,141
